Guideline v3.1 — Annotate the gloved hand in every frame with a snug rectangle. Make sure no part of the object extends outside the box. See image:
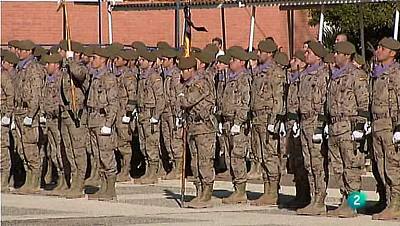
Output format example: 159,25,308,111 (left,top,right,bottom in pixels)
175,117,183,128
122,116,131,124
312,133,323,143
100,126,112,135
323,125,329,139
131,109,138,119
292,122,300,138
66,50,74,59
393,132,400,144
23,117,33,126
364,121,372,135
177,93,184,97
230,124,240,135
352,130,364,141
39,116,47,124
279,122,286,137
267,124,275,133
11,120,15,130
1,116,10,126
150,117,159,124
217,122,223,136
